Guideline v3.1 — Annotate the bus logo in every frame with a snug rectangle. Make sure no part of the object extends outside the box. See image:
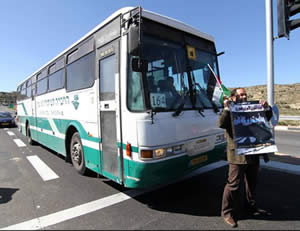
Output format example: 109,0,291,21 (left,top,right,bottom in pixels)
72,95,79,110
